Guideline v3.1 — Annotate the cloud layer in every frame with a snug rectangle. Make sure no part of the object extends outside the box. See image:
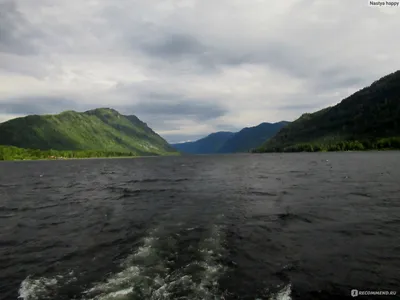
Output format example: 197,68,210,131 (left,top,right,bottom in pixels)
1,0,399,142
